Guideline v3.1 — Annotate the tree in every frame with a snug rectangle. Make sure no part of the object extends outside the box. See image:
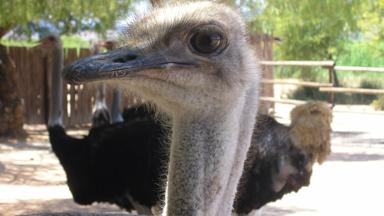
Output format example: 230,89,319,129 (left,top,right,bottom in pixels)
244,0,362,60
357,0,384,41
0,0,134,137
0,0,135,36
